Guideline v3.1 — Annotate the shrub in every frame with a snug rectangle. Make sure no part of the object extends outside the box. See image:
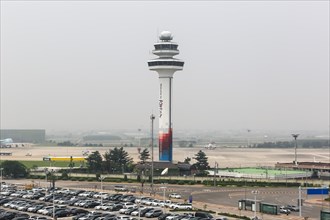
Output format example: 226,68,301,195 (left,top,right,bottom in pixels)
178,180,185,185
